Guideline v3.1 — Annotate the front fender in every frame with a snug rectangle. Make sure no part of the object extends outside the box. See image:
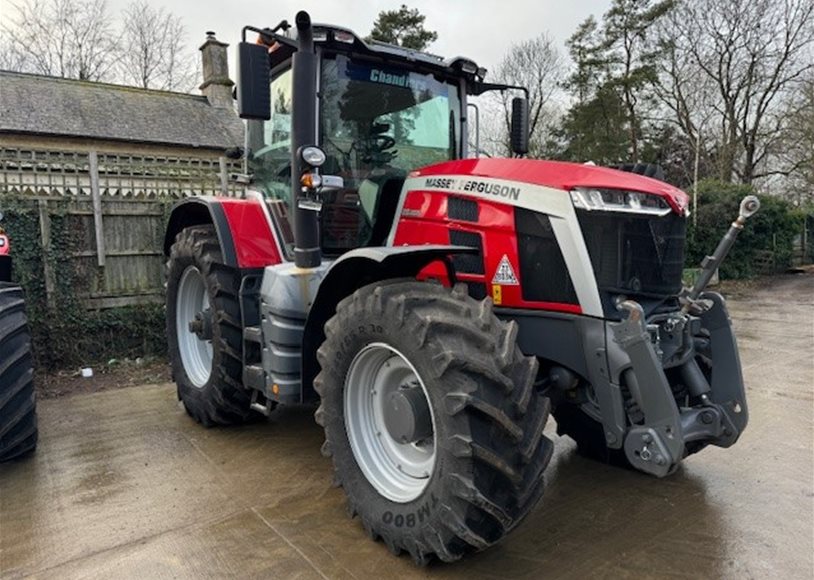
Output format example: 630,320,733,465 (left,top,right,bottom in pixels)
300,245,476,400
